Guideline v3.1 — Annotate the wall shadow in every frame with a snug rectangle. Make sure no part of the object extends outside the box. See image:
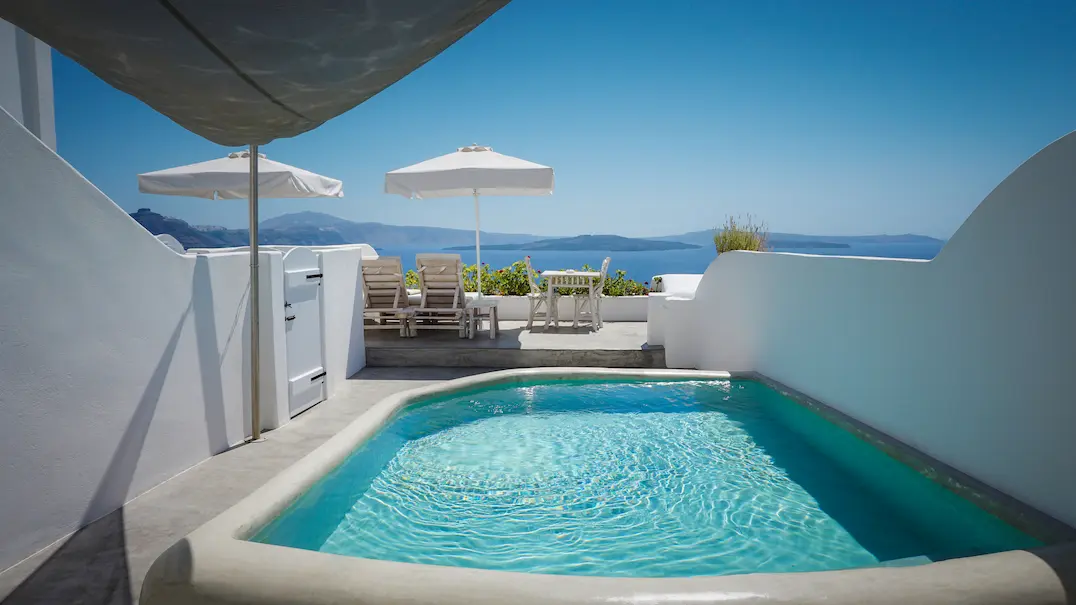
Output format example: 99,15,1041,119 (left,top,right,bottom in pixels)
191,257,233,453
3,310,188,605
